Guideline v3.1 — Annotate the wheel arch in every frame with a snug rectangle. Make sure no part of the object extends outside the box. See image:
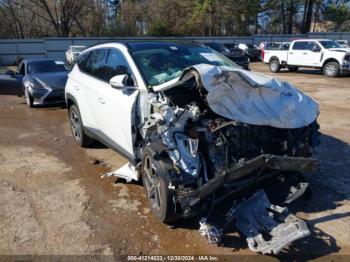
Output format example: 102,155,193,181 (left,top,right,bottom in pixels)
322,58,339,68
269,56,280,64
65,93,77,109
